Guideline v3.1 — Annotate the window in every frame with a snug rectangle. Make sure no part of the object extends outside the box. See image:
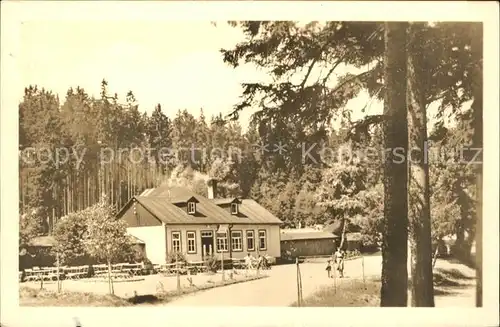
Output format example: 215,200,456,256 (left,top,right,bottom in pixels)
230,203,239,215
187,202,196,214
216,232,228,252
201,231,213,238
171,231,181,253
246,230,255,251
258,230,267,251
187,231,197,254
231,230,243,252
